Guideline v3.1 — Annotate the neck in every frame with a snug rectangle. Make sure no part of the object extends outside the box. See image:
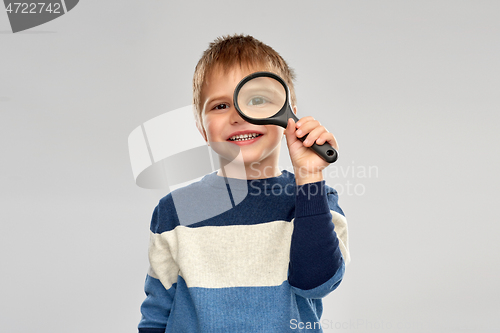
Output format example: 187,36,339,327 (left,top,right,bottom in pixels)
216,158,282,180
